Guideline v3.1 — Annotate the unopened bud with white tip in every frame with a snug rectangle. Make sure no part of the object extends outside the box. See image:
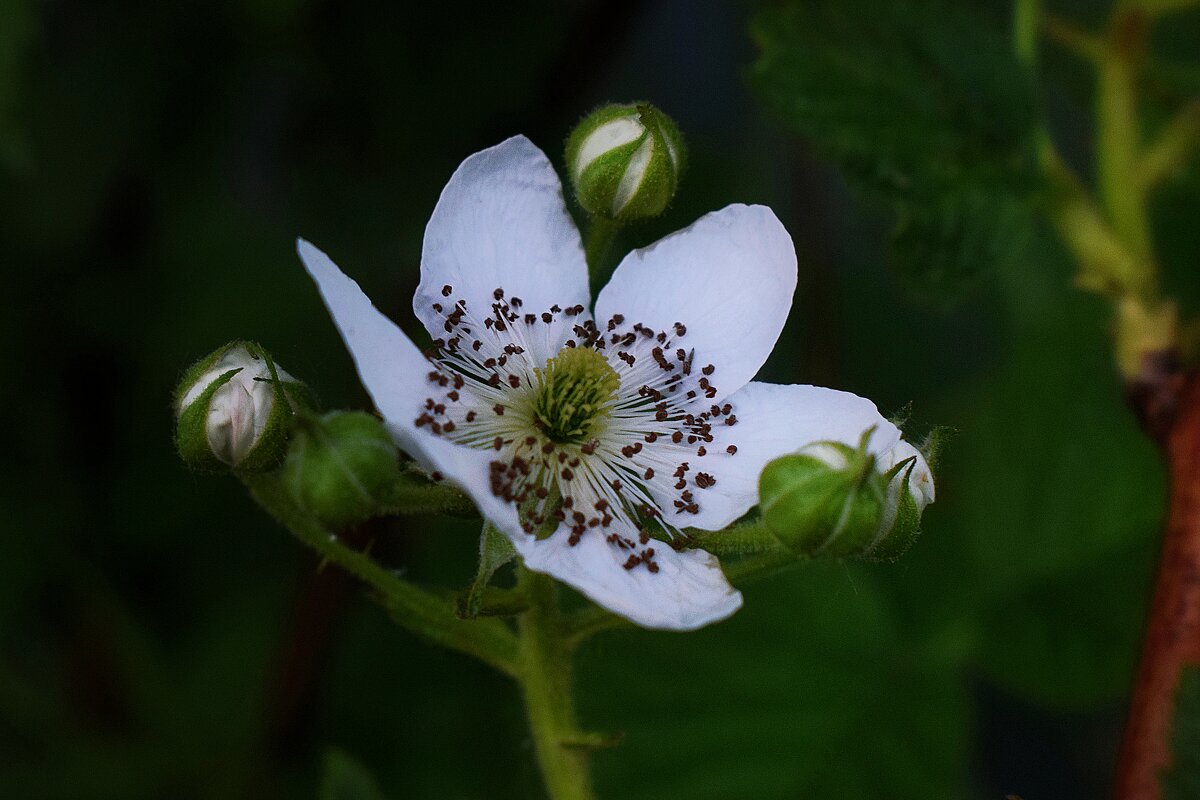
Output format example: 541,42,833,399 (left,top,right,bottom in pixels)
758,430,935,561
174,341,306,472
565,102,684,222
865,440,935,562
